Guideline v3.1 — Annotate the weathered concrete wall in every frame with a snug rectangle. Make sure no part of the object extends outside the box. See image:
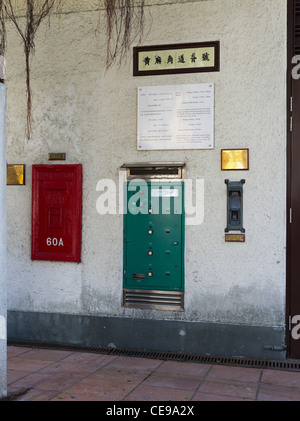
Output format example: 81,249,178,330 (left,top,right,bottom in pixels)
11,0,214,15
0,83,7,399
5,0,287,333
